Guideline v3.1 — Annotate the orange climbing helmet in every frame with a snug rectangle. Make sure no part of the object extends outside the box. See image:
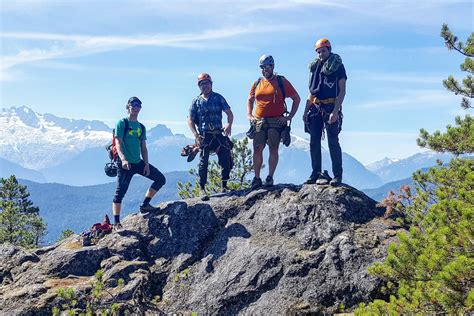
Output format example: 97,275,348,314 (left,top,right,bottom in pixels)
197,73,212,85
315,38,331,50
